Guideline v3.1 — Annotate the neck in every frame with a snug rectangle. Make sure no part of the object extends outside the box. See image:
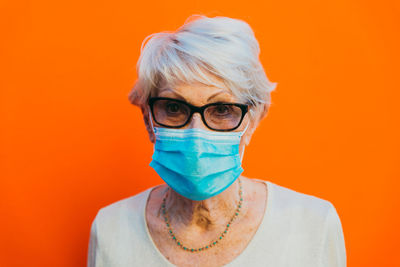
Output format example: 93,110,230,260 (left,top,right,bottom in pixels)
163,178,242,231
